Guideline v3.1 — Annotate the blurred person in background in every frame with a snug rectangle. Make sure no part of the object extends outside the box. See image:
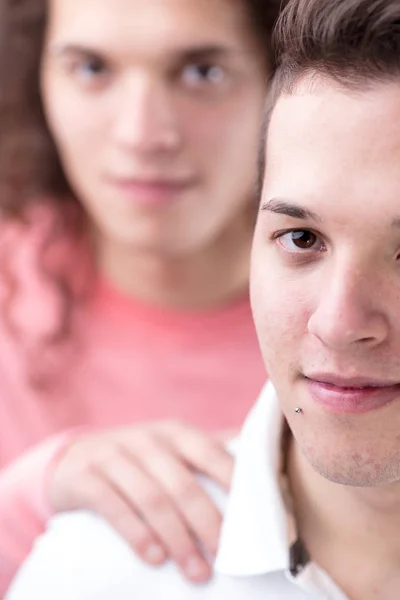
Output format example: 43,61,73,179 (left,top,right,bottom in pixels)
0,0,282,594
